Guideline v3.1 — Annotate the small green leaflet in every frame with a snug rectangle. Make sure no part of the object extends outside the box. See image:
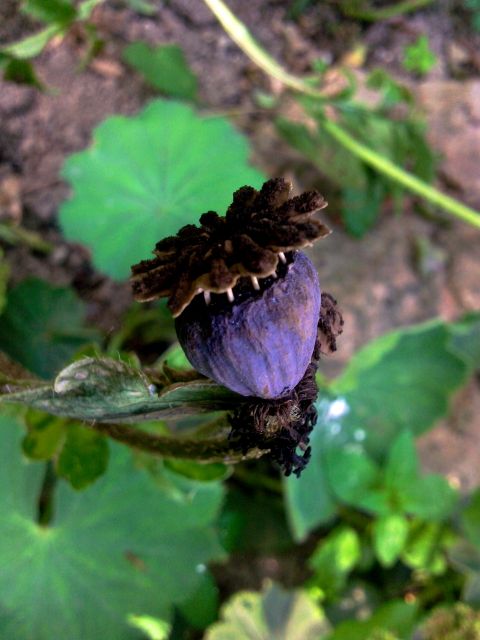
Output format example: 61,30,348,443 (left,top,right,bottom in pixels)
123,42,198,100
